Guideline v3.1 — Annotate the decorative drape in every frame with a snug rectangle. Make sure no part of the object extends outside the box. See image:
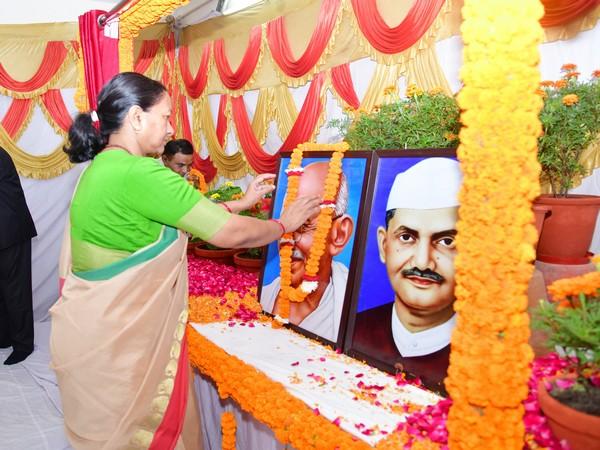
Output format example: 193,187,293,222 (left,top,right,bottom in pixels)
214,25,262,92
178,43,211,99
540,0,600,27
41,90,74,133
135,39,160,74
0,42,70,98
1,99,33,140
350,0,446,55
266,0,342,81
330,64,360,109
78,10,119,111
216,94,229,146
